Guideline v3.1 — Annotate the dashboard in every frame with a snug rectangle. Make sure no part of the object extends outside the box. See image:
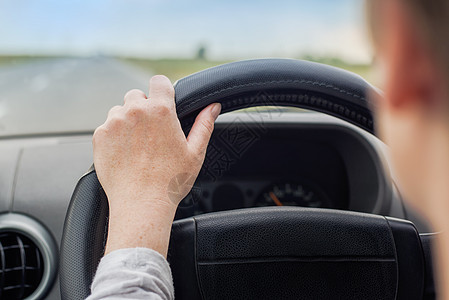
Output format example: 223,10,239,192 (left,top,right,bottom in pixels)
0,111,430,299
176,111,393,220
